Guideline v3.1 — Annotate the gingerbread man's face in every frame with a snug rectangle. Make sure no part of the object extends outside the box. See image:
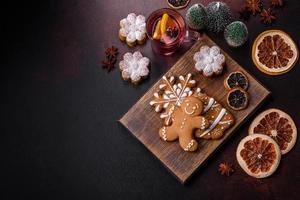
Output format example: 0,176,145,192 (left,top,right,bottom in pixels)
181,97,203,117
